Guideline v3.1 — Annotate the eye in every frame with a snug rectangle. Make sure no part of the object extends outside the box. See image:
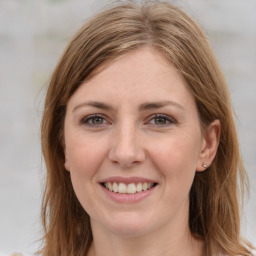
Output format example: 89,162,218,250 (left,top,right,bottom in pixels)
147,114,175,126
81,114,109,126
